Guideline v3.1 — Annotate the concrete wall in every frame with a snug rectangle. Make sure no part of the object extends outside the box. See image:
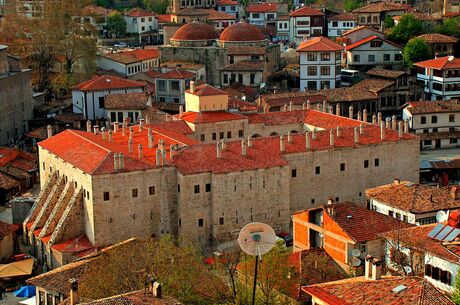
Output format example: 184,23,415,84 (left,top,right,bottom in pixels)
0,232,14,259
